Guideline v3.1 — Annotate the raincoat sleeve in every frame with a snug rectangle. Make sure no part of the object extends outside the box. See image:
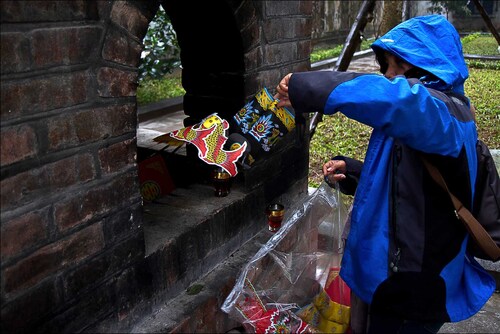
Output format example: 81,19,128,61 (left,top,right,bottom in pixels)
331,155,363,196
288,71,473,157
